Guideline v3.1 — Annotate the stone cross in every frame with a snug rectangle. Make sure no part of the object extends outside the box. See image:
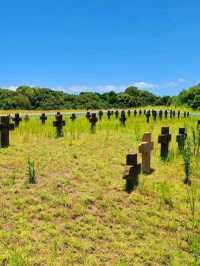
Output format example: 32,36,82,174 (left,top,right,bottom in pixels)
146,111,151,123
123,153,141,192
115,110,119,119
152,110,157,121
134,110,137,116
40,113,47,124
127,110,131,117
184,112,186,118
158,127,171,159
173,110,176,118
53,114,66,137
177,110,180,118
139,110,142,115
159,110,163,120
107,110,112,119
176,128,187,151
86,112,91,120
169,110,173,118
120,112,127,126
139,133,154,174
0,116,15,148
70,113,76,121
89,113,98,131
187,112,190,117
98,110,103,120
164,110,168,119
12,113,22,127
